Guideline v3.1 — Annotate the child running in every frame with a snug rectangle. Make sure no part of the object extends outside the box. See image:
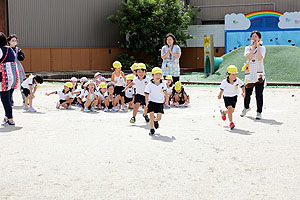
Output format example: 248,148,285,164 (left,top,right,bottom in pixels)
124,74,135,109
46,82,74,109
218,65,245,130
123,63,150,123
21,75,43,112
145,67,169,136
104,82,119,112
111,61,126,110
171,81,190,107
